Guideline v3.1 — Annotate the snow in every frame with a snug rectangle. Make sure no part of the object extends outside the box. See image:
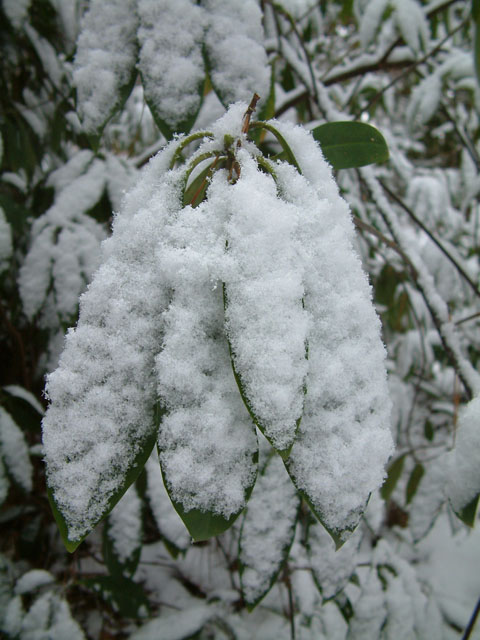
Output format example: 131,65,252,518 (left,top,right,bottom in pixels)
239,454,299,604
137,0,205,129
42,154,183,541
43,104,393,546
145,454,190,550
0,207,12,272
3,0,31,29
20,591,86,640
393,0,429,53
14,570,55,595
358,0,389,48
73,0,138,134
0,407,33,492
446,395,480,512
130,604,214,640
223,151,309,451
203,0,270,106
272,122,393,535
18,158,107,324
308,524,361,599
3,385,44,416
107,484,142,564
